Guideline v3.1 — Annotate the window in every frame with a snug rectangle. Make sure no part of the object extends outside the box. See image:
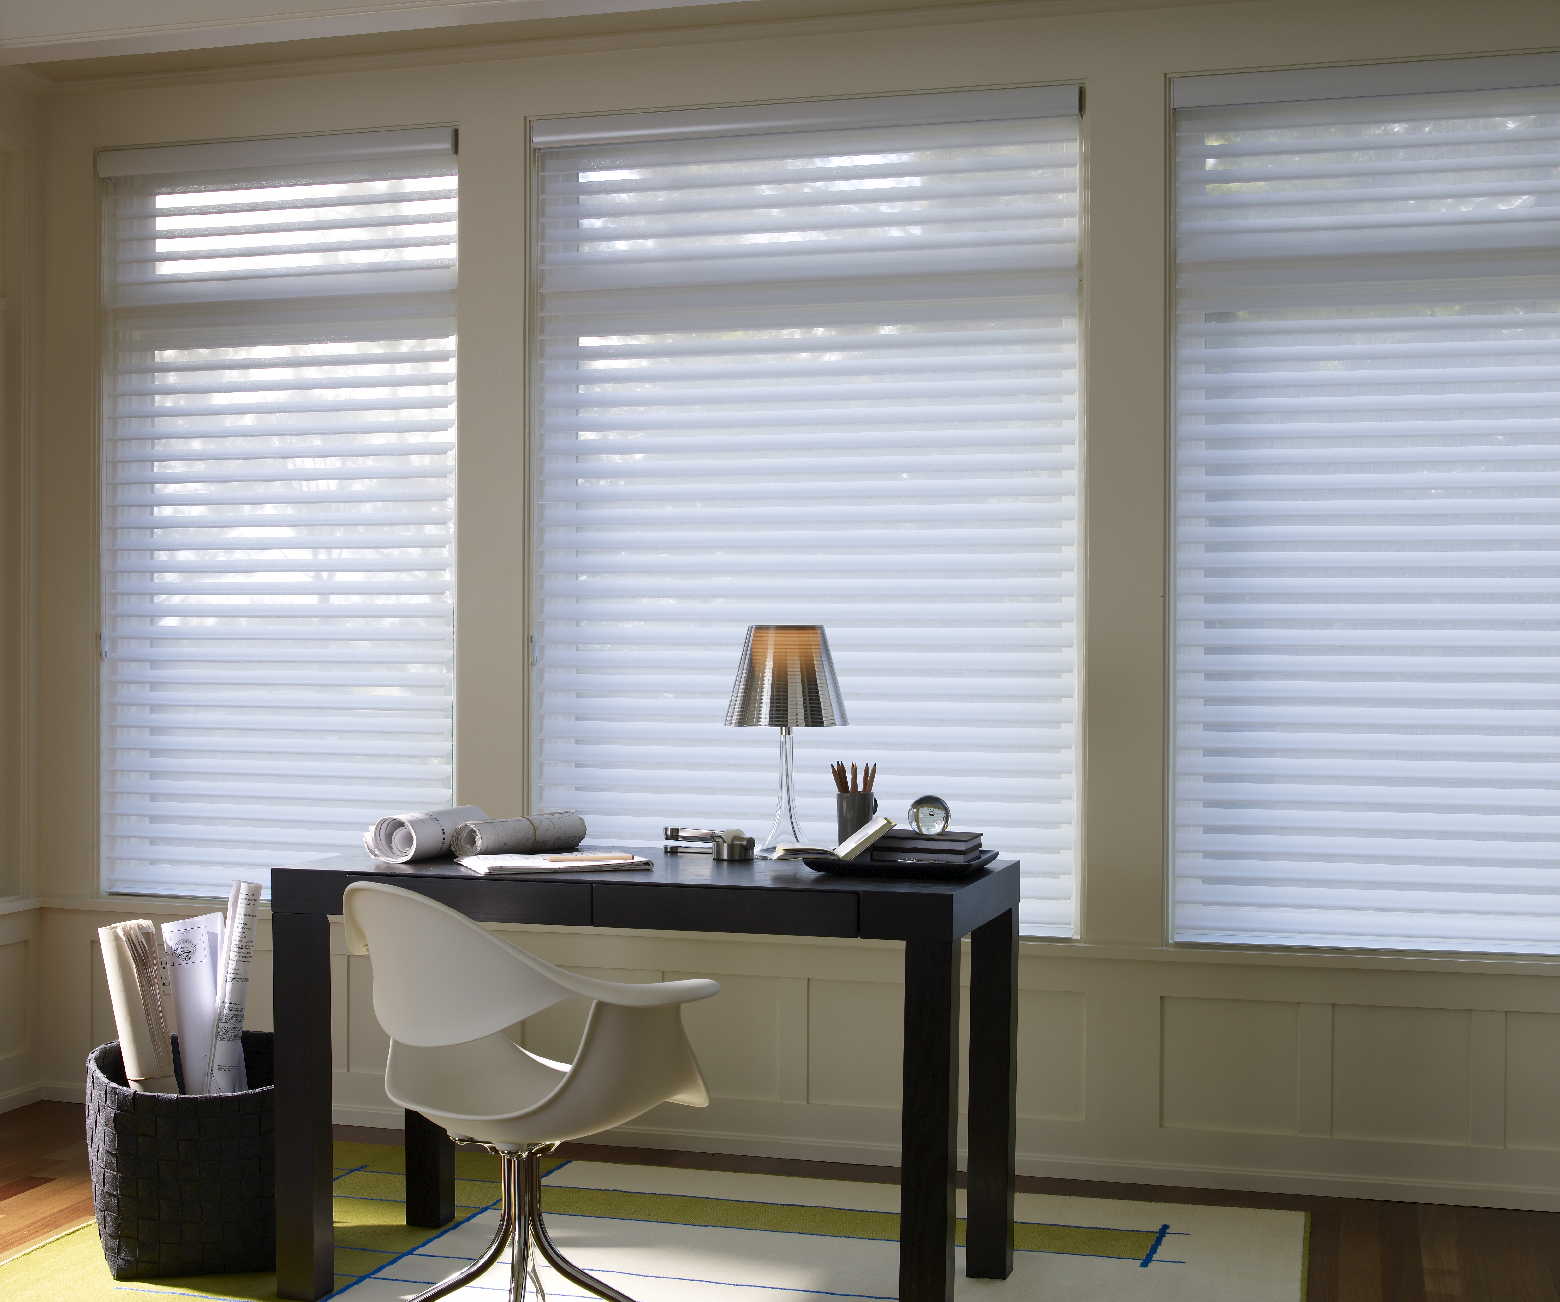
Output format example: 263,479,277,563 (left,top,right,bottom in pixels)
532,89,1082,935
99,129,457,896
1171,60,1560,951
